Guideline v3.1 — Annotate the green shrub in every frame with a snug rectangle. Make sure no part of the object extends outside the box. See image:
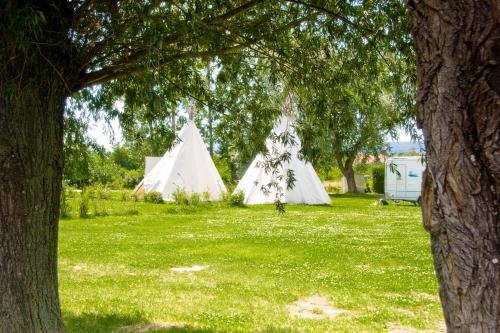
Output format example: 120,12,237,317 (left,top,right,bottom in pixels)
202,191,211,202
213,156,233,185
144,191,164,204
364,181,372,193
372,164,385,194
94,208,108,217
190,192,201,205
122,169,143,189
60,185,71,219
130,193,139,202
93,200,108,217
353,162,370,174
317,167,343,181
79,192,90,218
171,188,203,206
94,184,111,200
88,154,124,187
125,209,139,216
118,190,139,202
221,191,231,202
226,190,246,207
120,191,129,201
85,186,96,199
172,188,190,205
64,185,78,199
118,190,137,202
325,184,341,194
